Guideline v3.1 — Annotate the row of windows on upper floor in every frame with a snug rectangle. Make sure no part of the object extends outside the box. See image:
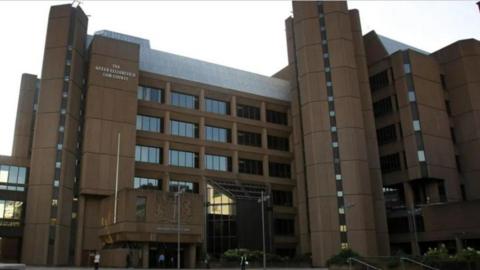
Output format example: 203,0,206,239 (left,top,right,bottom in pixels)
369,67,448,92
380,150,427,175
138,86,288,125
134,177,294,206
0,165,28,192
134,145,291,178
136,115,290,152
